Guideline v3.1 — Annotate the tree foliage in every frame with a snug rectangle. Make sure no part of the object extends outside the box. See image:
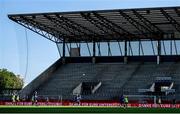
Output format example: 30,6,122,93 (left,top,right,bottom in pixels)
0,69,24,93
